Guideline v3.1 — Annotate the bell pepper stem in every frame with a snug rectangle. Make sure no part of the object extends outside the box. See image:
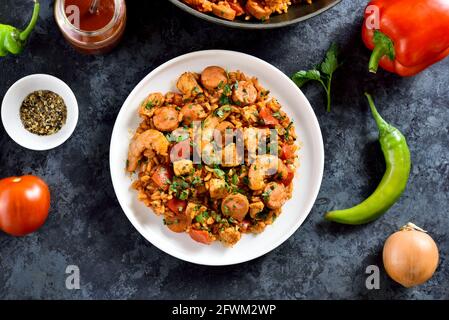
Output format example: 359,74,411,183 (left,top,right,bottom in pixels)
369,45,386,74
19,1,40,42
369,31,395,74
365,93,388,133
